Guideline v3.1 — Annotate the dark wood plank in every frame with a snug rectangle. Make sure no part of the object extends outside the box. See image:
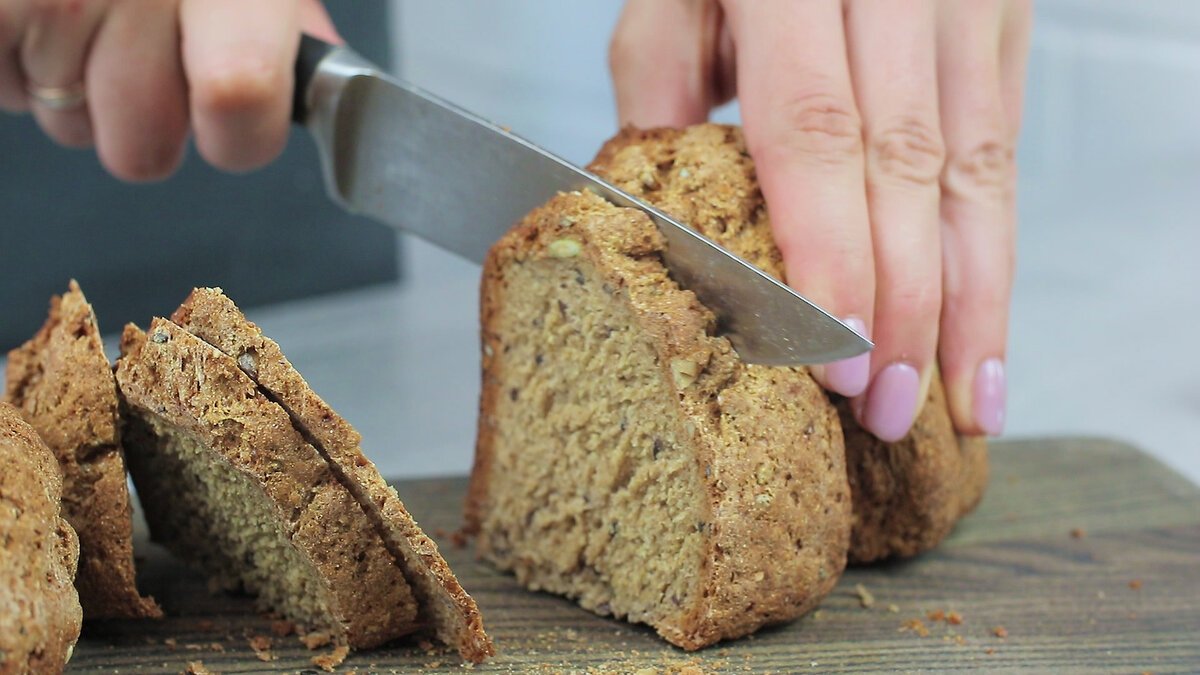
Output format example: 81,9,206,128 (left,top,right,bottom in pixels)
70,438,1200,673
